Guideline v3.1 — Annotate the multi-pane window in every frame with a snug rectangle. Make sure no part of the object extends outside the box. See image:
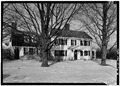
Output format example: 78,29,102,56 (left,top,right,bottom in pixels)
84,40,87,46
29,48,34,55
55,50,59,56
60,39,67,45
24,47,36,55
54,50,67,56
71,40,76,45
31,35,37,43
84,51,90,56
80,40,83,46
83,40,90,46
88,41,90,46
84,51,87,56
24,36,29,43
54,39,59,45
80,51,83,56
55,39,67,45
24,48,29,54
